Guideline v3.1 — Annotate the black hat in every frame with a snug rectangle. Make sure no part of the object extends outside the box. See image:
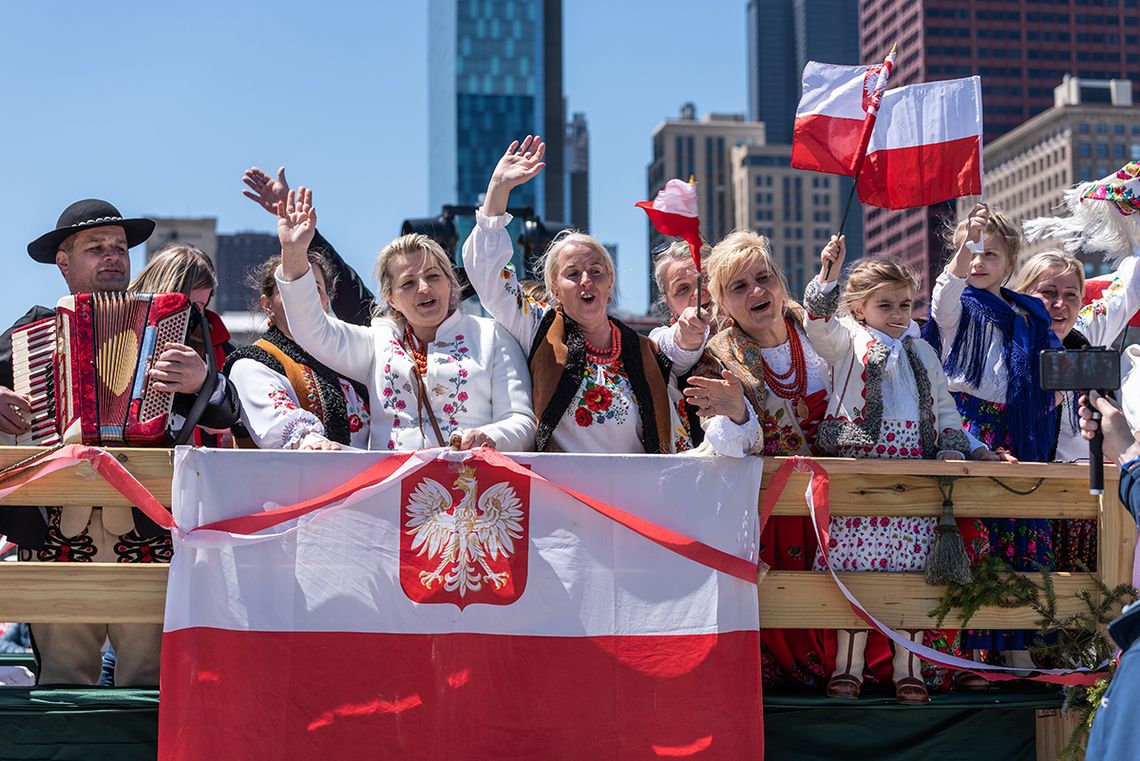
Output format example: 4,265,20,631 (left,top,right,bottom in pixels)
27,199,155,263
